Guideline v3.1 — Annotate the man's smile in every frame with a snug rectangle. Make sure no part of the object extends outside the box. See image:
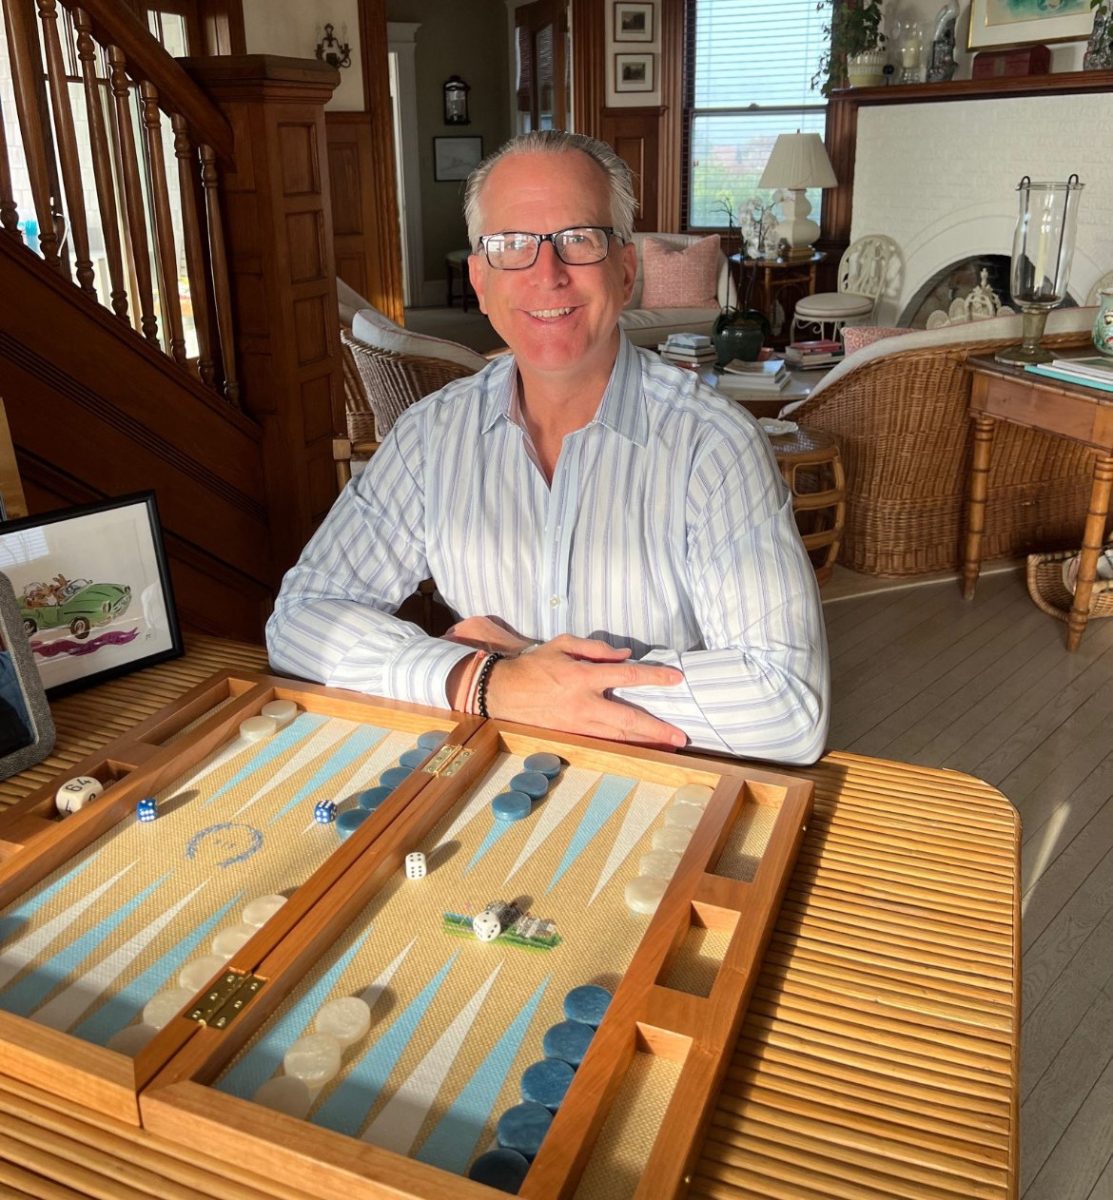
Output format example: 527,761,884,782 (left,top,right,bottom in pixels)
526,306,575,320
